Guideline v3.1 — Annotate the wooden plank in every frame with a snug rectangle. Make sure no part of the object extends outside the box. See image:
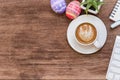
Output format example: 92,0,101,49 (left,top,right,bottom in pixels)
0,0,117,79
